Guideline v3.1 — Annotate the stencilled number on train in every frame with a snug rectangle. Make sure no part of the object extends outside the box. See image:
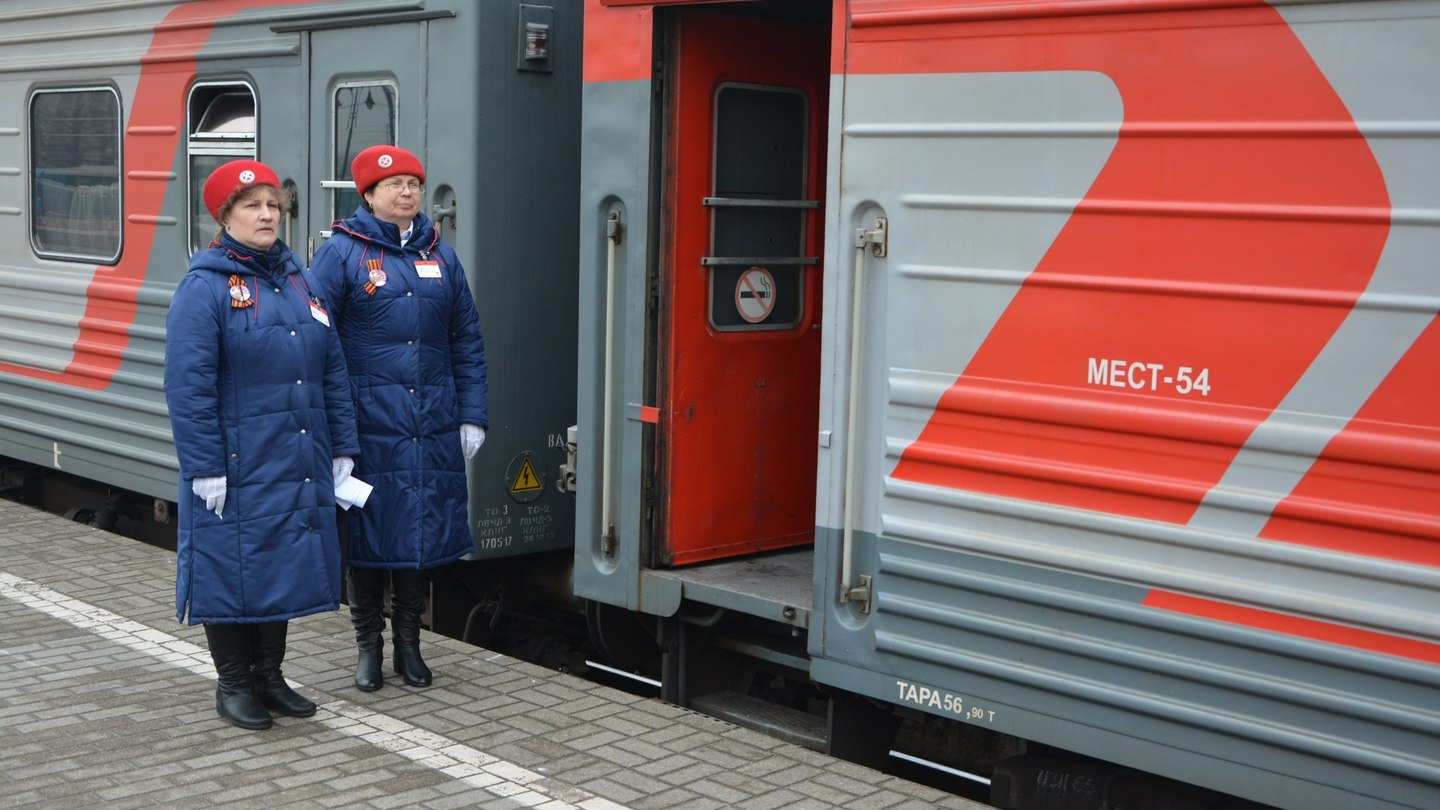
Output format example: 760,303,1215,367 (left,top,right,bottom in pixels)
1086,358,1211,396
475,505,513,549
895,680,995,723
